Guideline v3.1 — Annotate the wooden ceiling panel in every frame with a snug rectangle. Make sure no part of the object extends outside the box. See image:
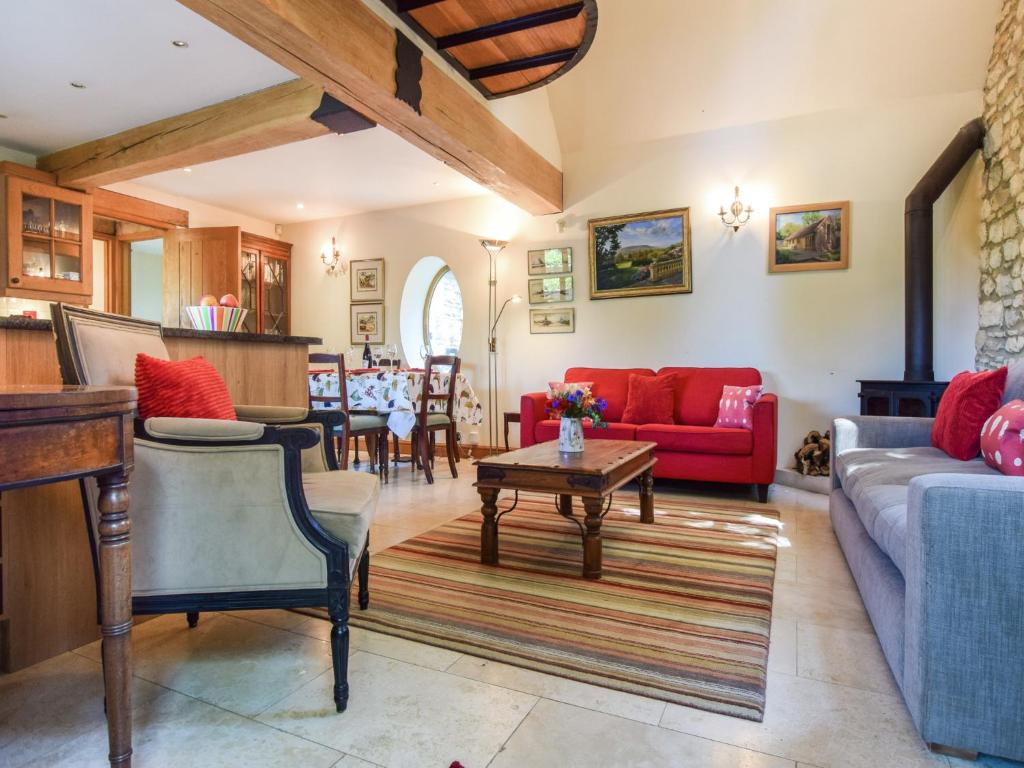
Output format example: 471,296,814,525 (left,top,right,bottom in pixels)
384,0,597,99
